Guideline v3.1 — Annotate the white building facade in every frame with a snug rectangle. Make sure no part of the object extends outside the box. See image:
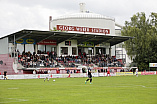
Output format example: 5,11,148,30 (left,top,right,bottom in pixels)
50,3,118,57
